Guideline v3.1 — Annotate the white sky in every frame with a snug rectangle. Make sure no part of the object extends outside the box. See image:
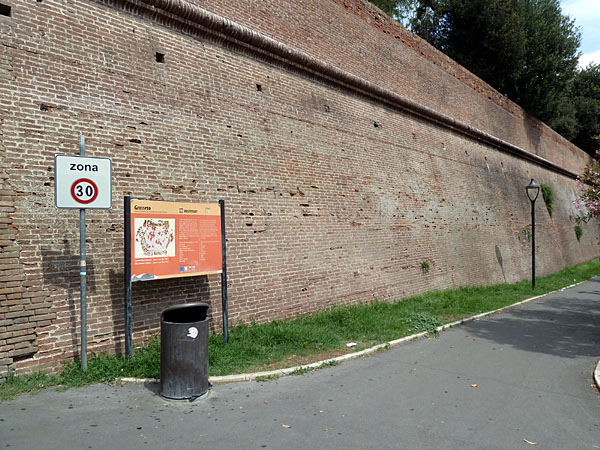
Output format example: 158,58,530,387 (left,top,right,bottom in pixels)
560,0,600,68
